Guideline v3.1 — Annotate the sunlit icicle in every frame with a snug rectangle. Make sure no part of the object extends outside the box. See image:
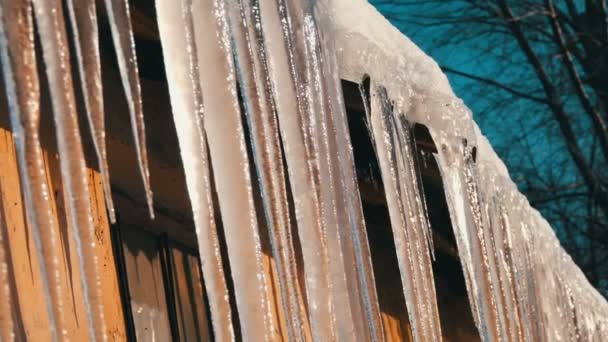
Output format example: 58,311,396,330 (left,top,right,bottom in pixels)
279,0,372,339
0,184,14,341
31,0,106,340
369,86,441,342
257,0,340,339
313,12,384,339
394,115,442,341
478,176,515,341
435,142,501,342
492,199,524,341
306,2,386,339
102,0,153,218
191,0,275,339
0,0,66,339
153,0,235,340
65,0,115,223
228,0,307,340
